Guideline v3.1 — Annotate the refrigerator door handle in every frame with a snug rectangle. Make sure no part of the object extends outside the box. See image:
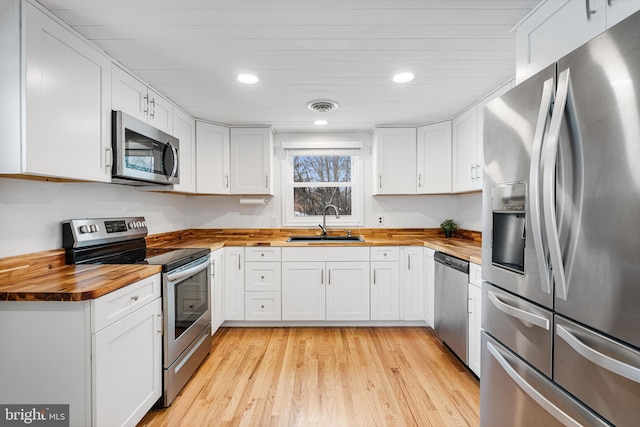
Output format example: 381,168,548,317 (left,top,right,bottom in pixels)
488,291,550,330
542,68,571,300
486,341,583,427
529,77,555,296
557,325,640,383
